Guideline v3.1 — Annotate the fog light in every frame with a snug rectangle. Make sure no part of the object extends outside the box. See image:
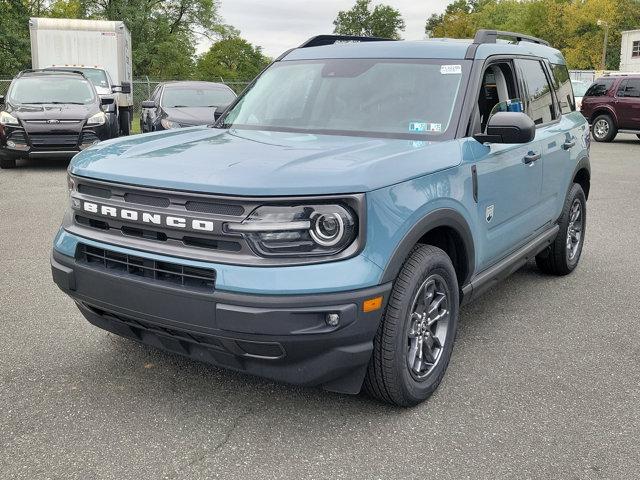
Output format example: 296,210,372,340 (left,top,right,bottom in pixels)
7,140,16,148
326,313,340,327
